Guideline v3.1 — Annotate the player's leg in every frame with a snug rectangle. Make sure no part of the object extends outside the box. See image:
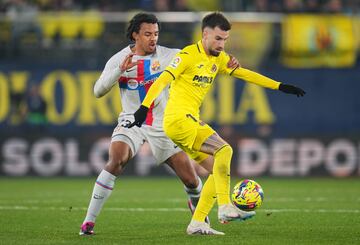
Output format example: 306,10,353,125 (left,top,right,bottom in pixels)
80,141,131,235
186,155,226,235
104,141,133,174
165,151,211,223
165,151,200,201
186,175,223,235
199,133,232,206
195,132,256,223
144,126,209,223
163,115,221,233
169,143,225,234
164,115,253,234
80,125,143,235
165,151,199,188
